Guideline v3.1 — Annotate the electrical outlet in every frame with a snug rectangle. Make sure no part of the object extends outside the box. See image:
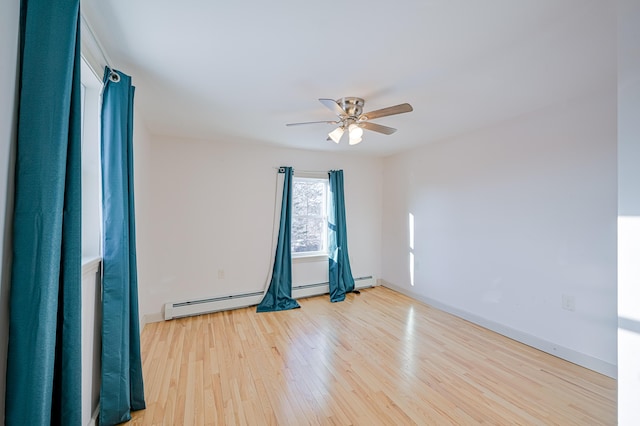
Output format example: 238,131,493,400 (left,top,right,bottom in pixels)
218,269,225,279
561,294,575,311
